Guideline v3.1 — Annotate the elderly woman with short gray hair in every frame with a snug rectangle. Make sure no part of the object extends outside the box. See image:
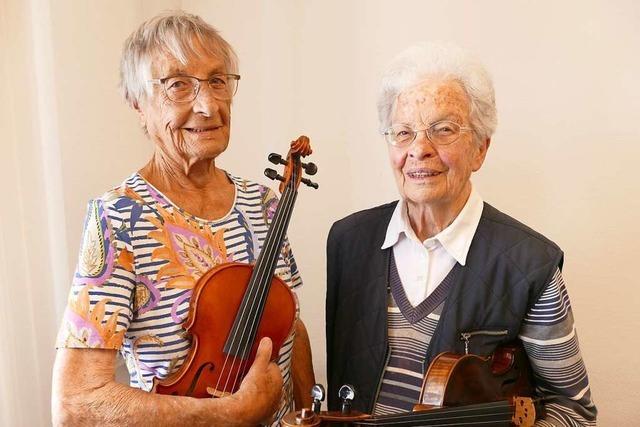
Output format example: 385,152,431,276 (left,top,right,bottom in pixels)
52,11,313,426
326,42,597,425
